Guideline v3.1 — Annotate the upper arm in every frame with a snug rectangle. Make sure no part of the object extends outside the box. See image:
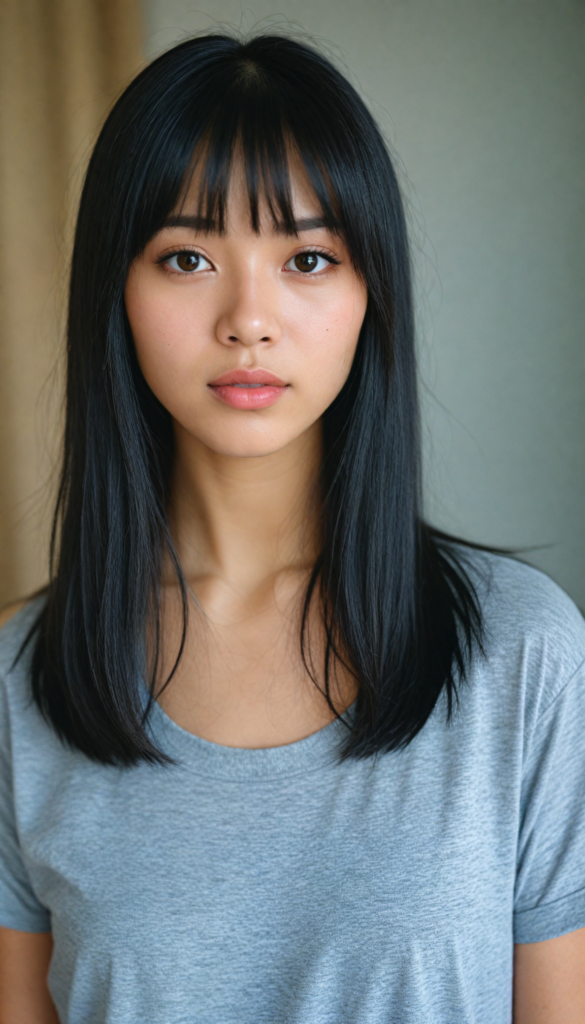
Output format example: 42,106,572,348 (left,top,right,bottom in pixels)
513,927,585,1023
0,613,55,1021
0,926,59,1023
